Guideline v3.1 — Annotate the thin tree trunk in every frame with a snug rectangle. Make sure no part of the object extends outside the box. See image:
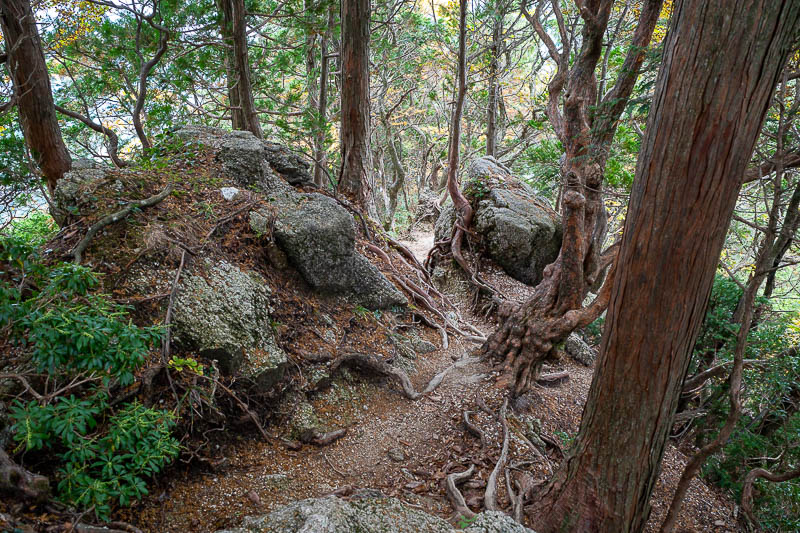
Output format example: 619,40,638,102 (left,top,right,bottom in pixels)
486,2,501,157
383,121,405,230
313,6,334,188
531,2,800,531
0,0,71,193
132,17,168,152
217,0,244,129
338,0,372,209
231,0,262,138
445,0,469,264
